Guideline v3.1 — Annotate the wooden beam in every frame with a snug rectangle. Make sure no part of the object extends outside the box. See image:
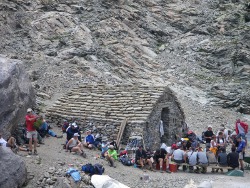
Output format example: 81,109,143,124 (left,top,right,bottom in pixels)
116,118,127,150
